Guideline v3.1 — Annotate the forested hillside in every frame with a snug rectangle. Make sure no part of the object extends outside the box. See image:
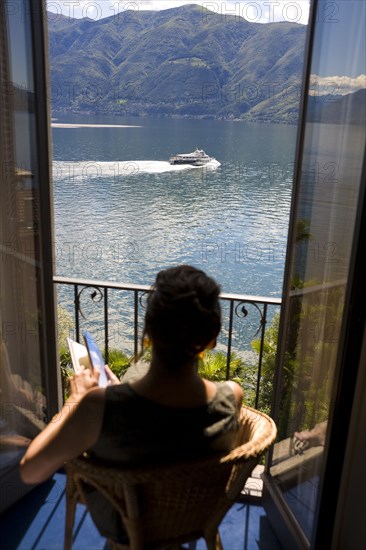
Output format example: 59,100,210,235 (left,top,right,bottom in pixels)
48,4,307,123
